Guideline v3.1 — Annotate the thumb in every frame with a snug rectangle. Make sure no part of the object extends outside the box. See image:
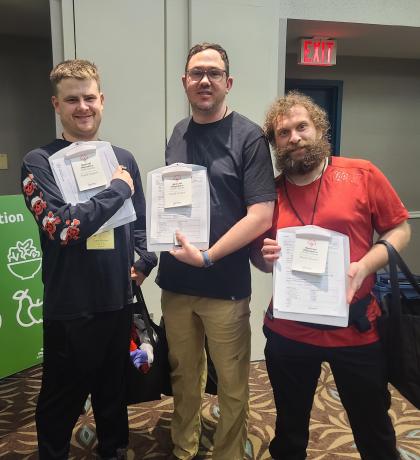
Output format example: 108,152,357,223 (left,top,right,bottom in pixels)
175,231,187,246
346,285,356,304
346,264,356,303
